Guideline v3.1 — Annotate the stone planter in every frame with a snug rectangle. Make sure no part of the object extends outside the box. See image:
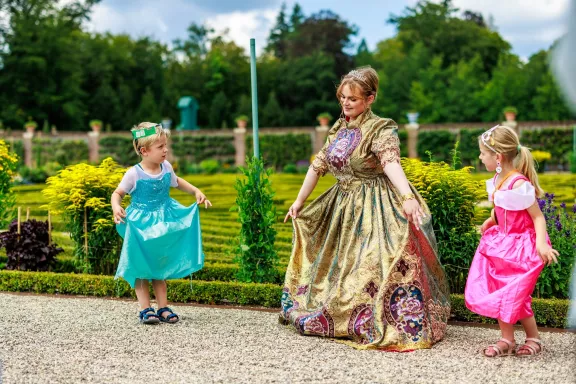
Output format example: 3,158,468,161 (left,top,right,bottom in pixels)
504,112,516,122
90,123,102,133
407,112,419,124
318,117,330,127
25,125,36,135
